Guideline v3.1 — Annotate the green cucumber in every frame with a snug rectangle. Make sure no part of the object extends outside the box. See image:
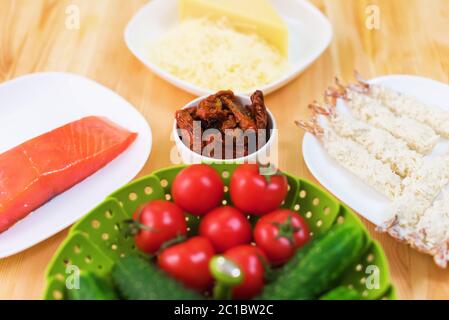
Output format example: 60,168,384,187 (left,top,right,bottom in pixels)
320,286,362,300
259,224,367,300
111,255,202,300
66,272,118,300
